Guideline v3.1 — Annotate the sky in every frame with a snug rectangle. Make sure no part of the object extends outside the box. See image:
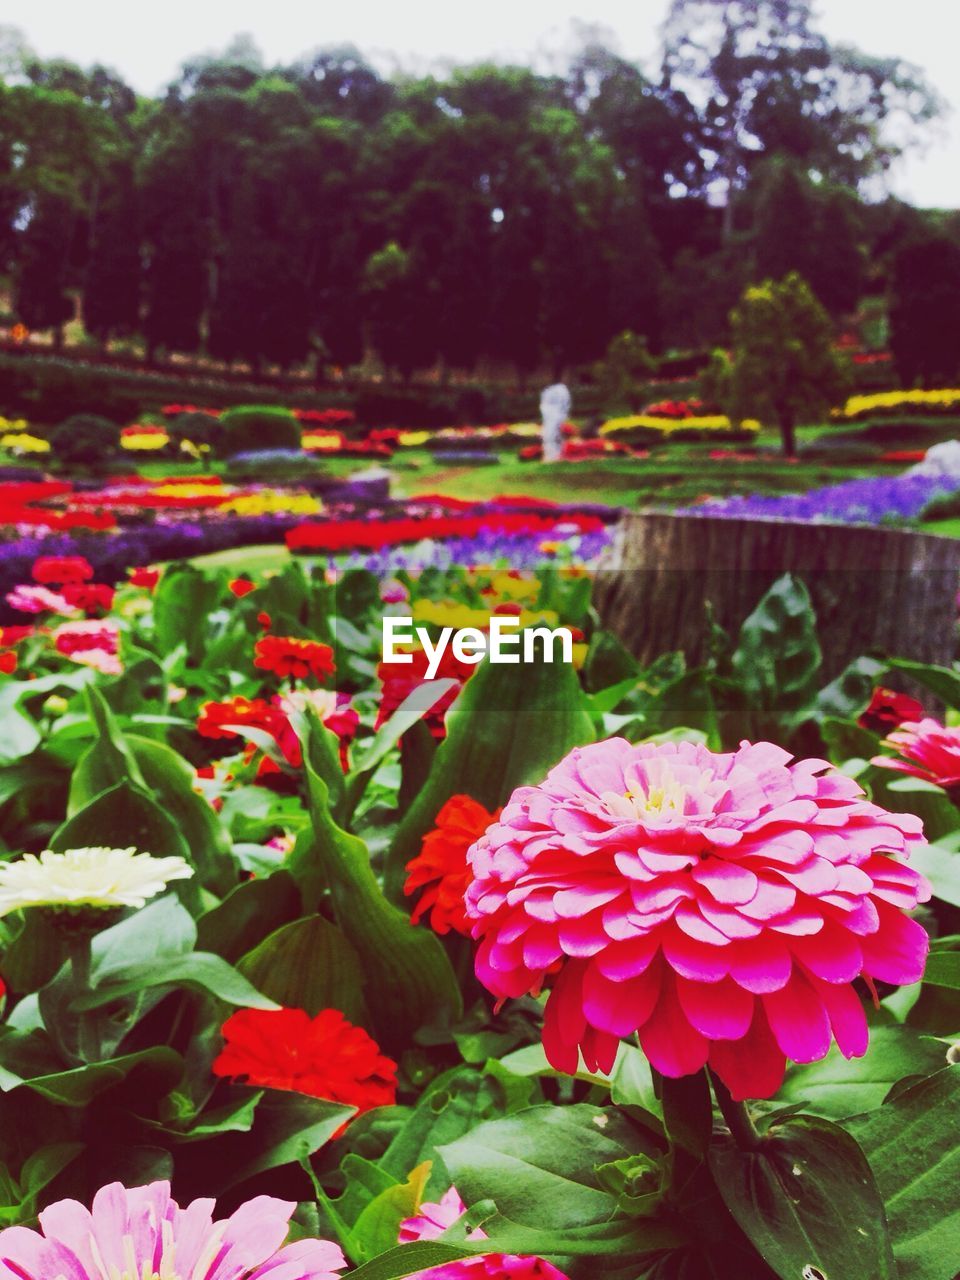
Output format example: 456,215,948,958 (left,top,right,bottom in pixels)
10,0,960,207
